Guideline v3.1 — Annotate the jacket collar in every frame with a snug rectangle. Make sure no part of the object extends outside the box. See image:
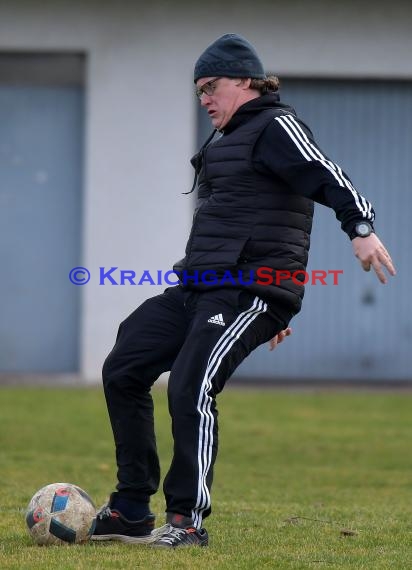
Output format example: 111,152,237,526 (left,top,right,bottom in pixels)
222,93,294,134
